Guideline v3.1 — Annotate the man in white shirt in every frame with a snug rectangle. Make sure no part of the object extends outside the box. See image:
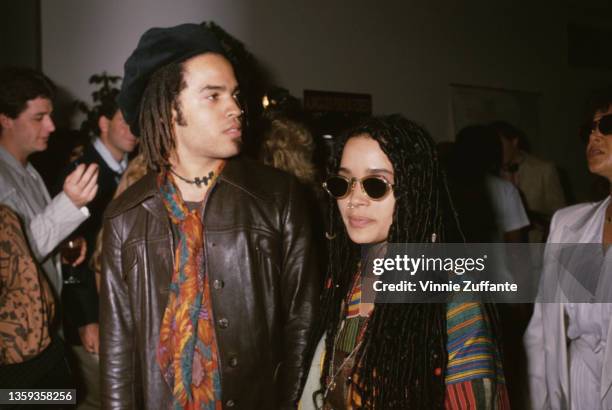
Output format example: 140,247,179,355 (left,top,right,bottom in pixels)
491,120,566,242
0,67,99,390
0,67,99,298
